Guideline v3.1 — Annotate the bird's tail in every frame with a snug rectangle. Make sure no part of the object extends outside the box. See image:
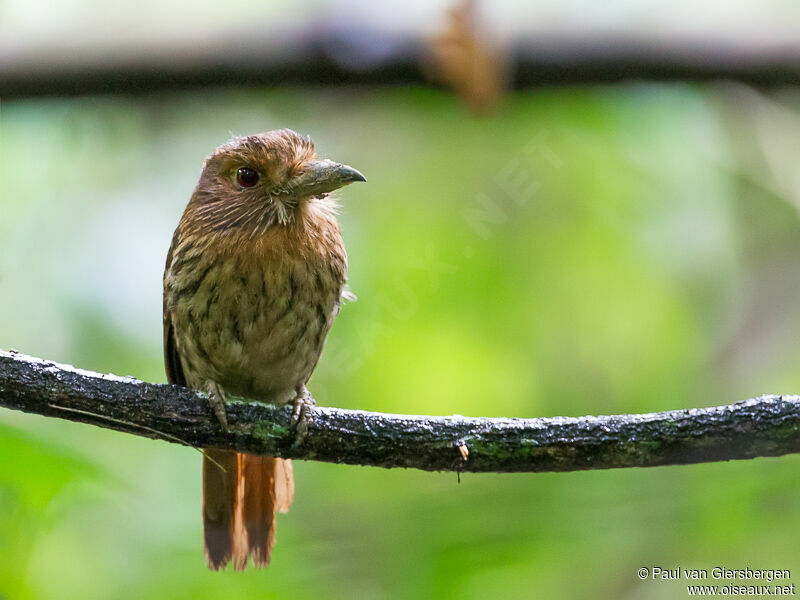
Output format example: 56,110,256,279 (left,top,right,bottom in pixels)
202,450,294,570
